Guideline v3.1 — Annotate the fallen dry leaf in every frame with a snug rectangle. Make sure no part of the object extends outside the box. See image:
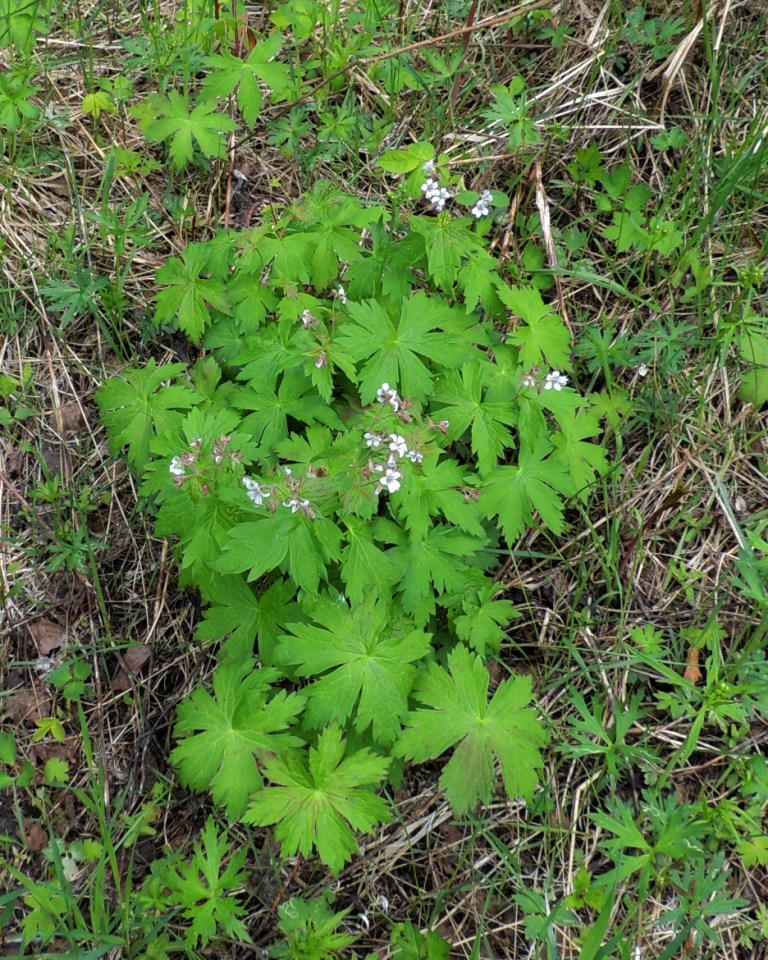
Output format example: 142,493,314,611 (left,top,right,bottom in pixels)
112,644,152,691
24,822,49,852
3,686,52,724
28,617,66,656
57,401,87,437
